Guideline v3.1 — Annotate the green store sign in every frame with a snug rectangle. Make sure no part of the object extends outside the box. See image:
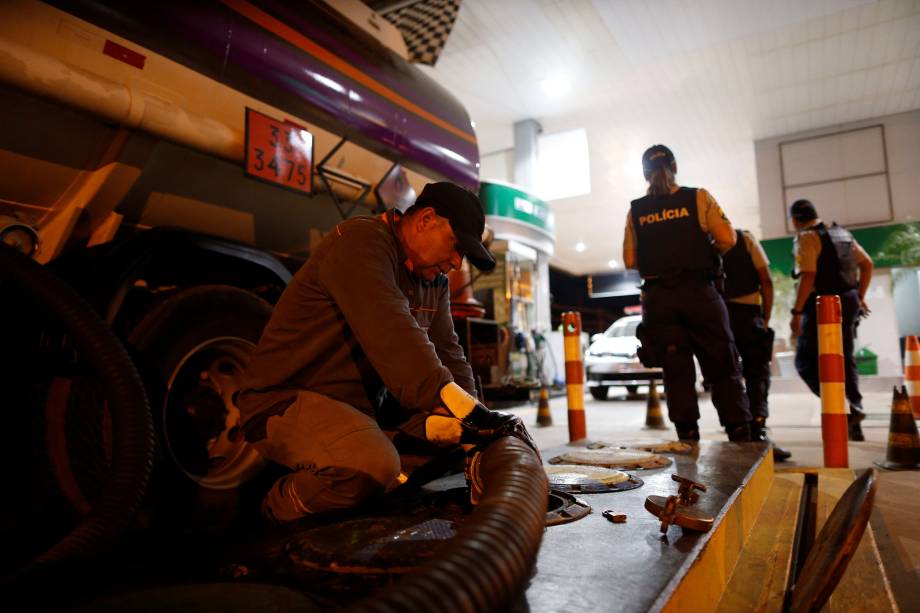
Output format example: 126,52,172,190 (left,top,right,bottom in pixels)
479,182,554,235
